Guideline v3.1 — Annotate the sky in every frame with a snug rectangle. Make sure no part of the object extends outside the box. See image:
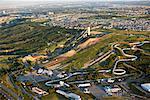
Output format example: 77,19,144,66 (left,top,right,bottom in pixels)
0,0,145,9
0,0,144,3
